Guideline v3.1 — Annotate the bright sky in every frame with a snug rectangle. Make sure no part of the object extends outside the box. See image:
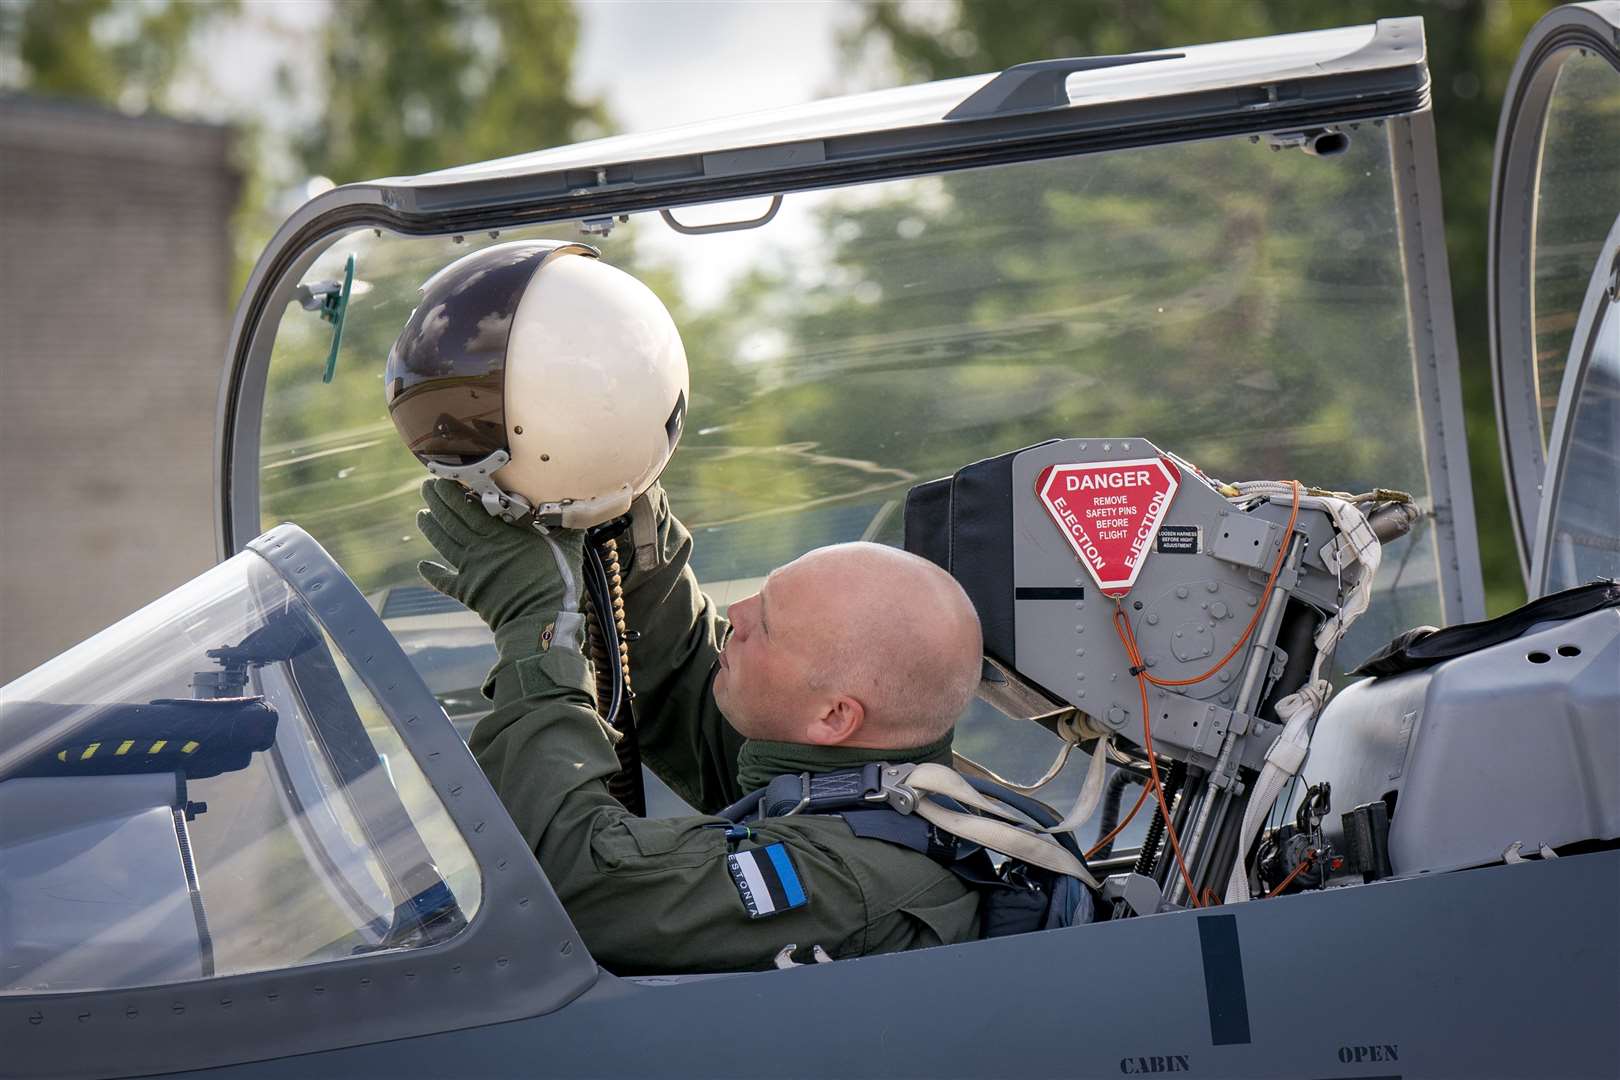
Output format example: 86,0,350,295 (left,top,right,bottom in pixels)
182,0,877,306
188,0,867,149
575,0,864,135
